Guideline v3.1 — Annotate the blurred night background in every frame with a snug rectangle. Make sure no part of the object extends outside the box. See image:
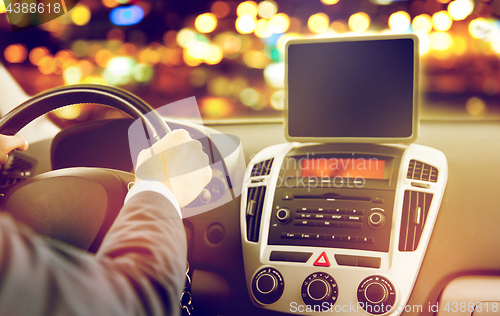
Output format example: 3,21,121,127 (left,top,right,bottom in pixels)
0,0,500,126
